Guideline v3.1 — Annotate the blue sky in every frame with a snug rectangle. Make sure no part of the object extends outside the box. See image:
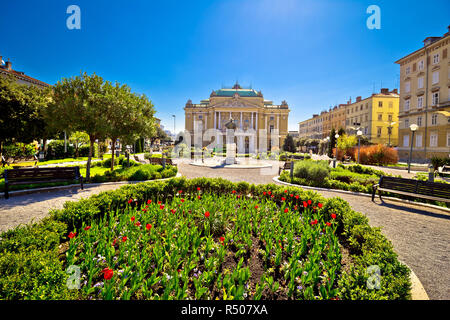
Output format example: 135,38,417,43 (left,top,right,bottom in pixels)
1,0,449,132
